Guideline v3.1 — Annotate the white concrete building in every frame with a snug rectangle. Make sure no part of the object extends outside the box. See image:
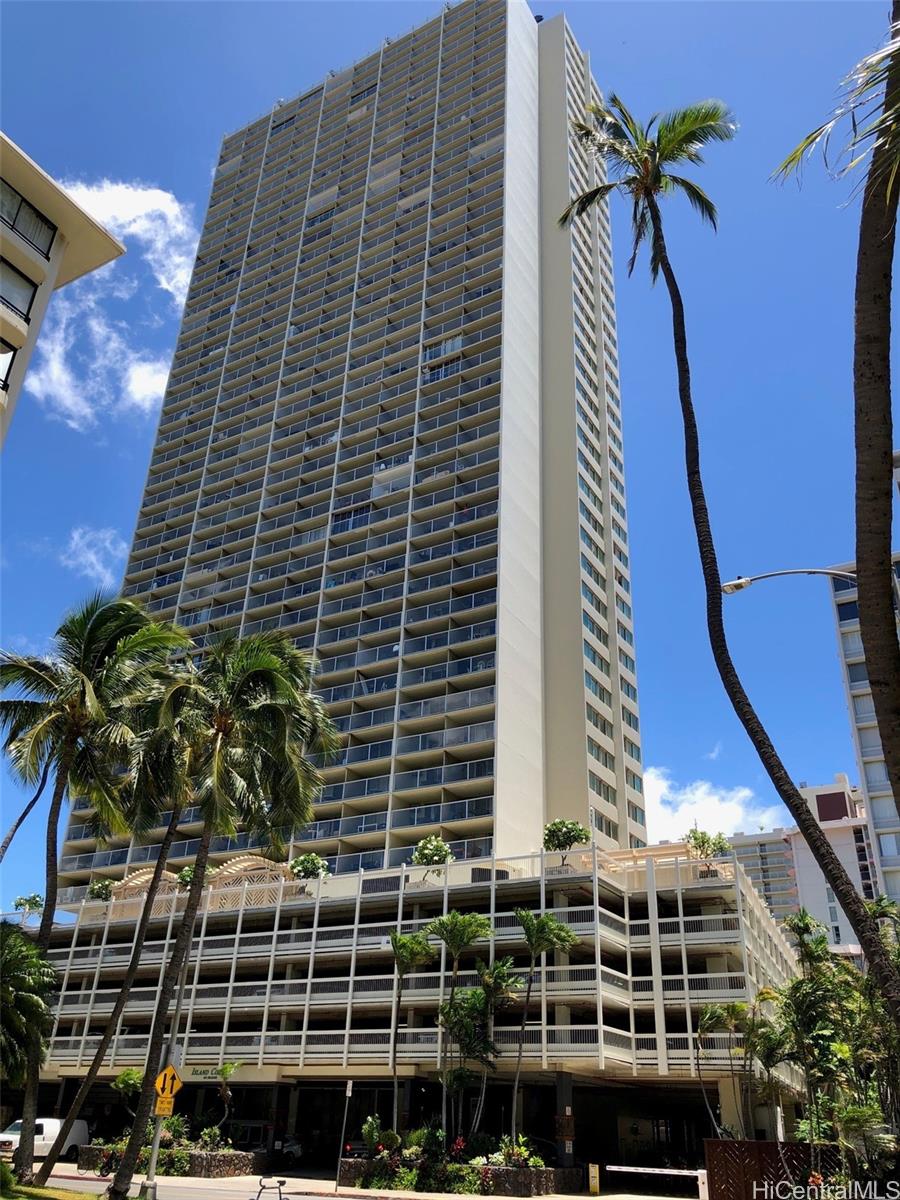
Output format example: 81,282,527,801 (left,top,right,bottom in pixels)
730,775,877,955
59,0,646,907
0,133,124,445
